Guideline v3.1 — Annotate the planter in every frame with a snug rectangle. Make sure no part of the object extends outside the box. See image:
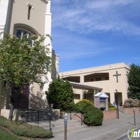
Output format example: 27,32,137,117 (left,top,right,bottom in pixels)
123,107,140,114
103,110,117,120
